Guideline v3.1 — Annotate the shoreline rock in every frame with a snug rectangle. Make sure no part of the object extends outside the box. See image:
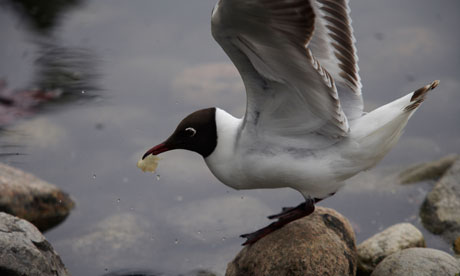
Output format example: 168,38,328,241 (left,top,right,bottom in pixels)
398,154,458,184
357,223,425,275
419,157,460,242
226,207,357,276
0,162,75,231
454,236,460,255
0,212,70,275
371,248,460,276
